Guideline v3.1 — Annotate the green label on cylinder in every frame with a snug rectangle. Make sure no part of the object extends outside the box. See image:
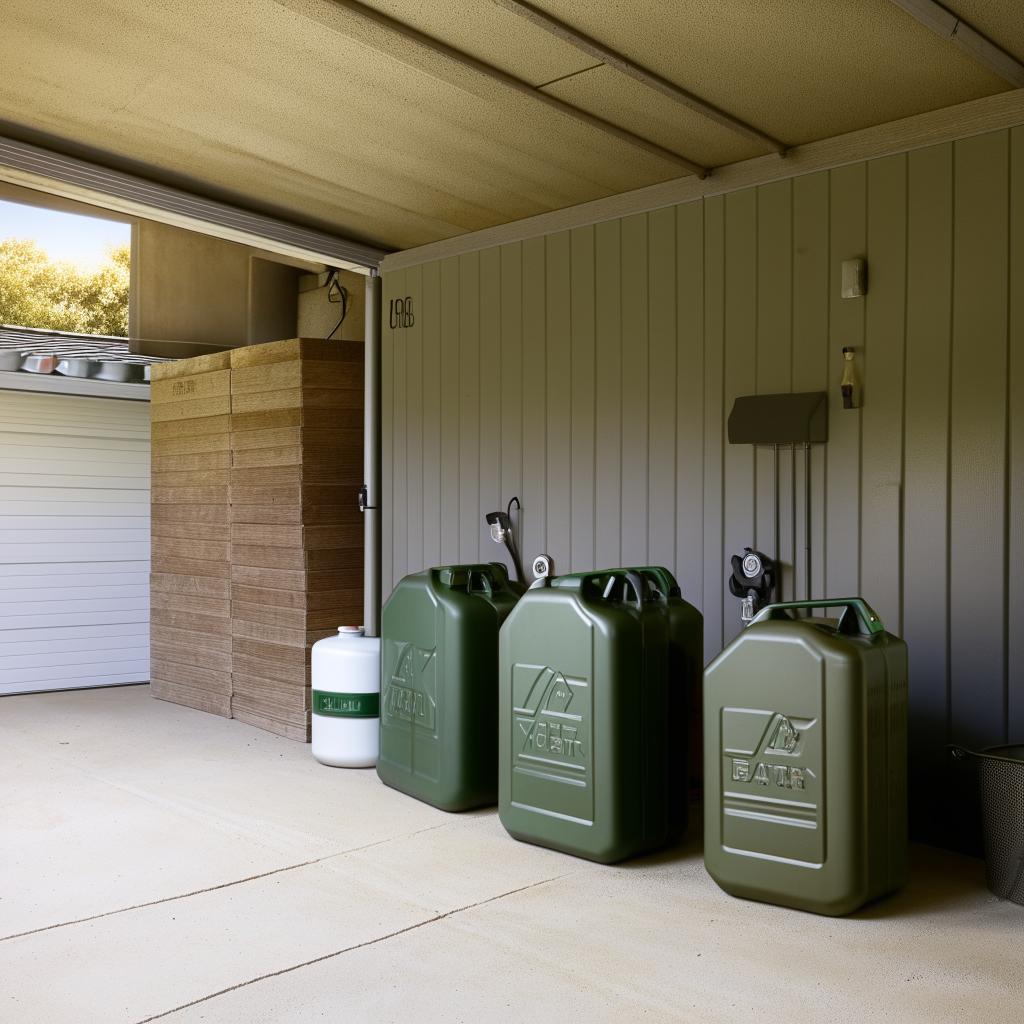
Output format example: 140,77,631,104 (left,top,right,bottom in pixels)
312,690,379,718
